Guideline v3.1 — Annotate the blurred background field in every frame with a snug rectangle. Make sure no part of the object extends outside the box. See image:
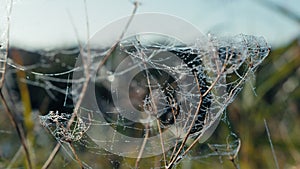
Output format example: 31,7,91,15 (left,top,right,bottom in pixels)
0,0,300,168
